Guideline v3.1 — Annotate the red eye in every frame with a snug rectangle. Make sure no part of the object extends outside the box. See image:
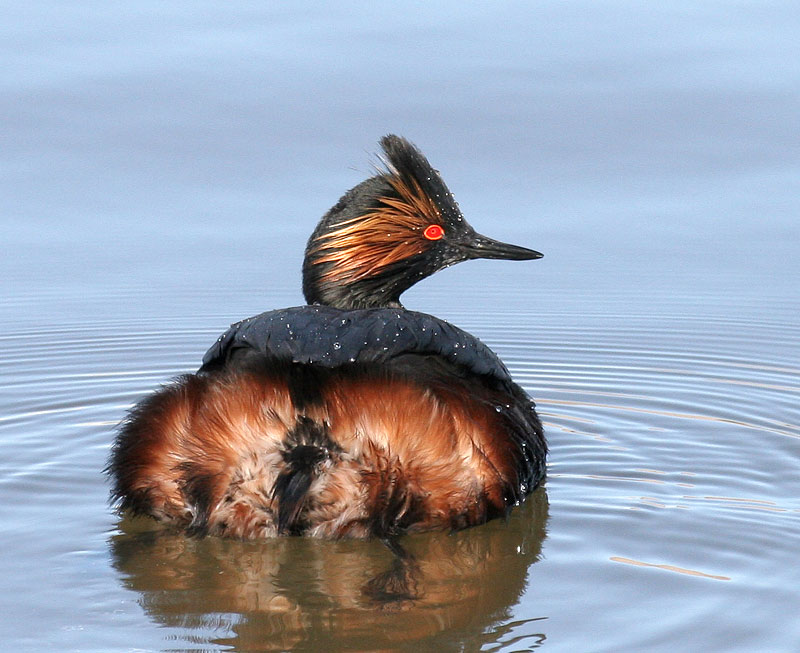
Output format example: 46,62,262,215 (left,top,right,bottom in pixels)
423,224,444,241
